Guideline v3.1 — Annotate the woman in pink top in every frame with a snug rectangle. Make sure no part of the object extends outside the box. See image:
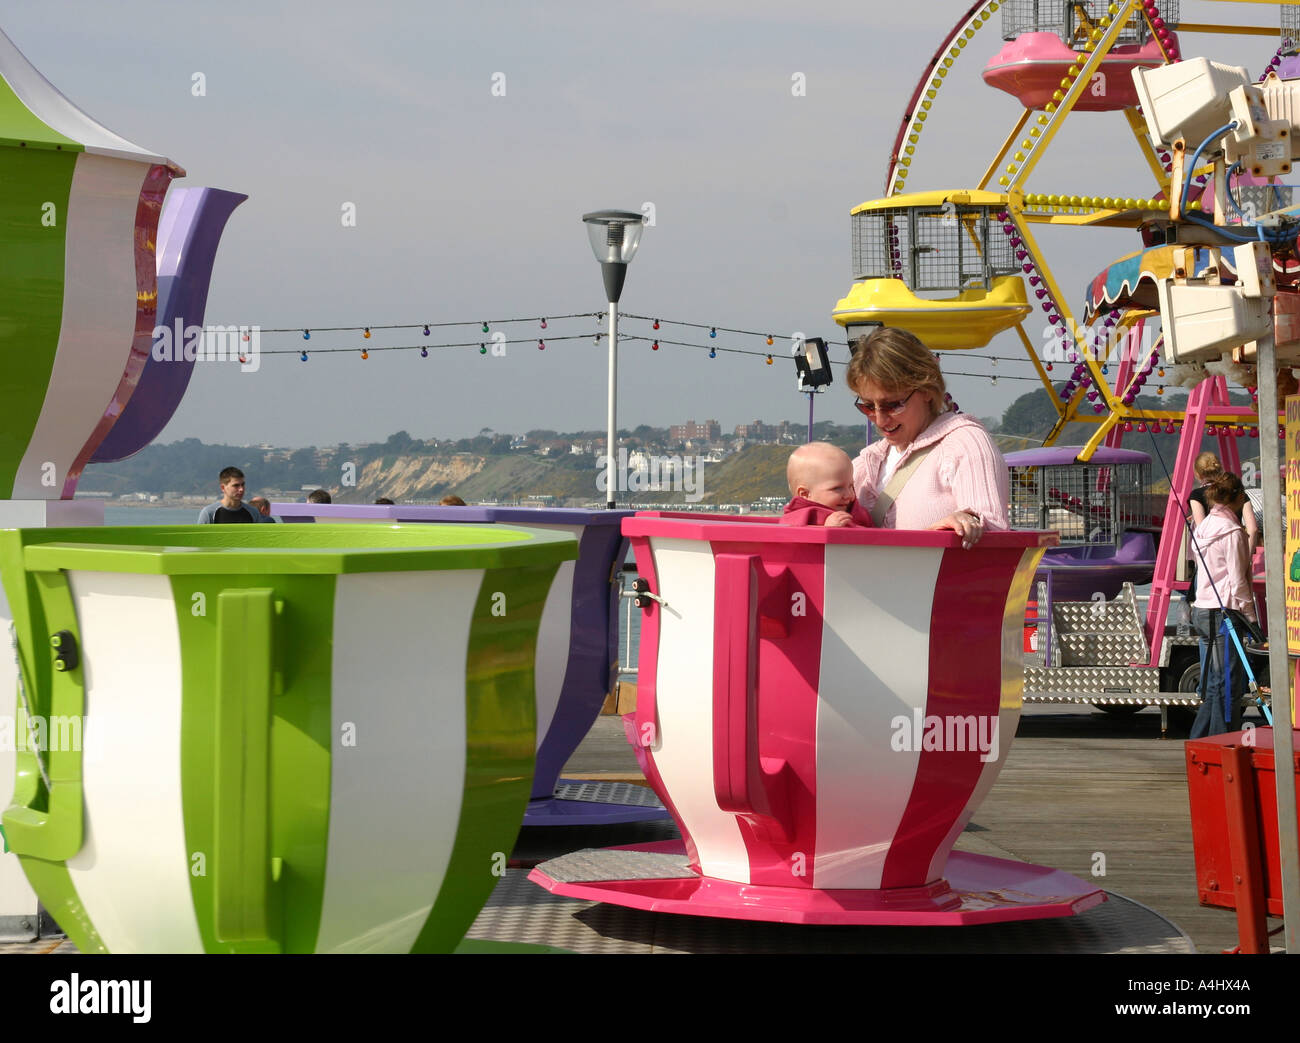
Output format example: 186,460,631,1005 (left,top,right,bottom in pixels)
1189,470,1256,738
848,328,1009,548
